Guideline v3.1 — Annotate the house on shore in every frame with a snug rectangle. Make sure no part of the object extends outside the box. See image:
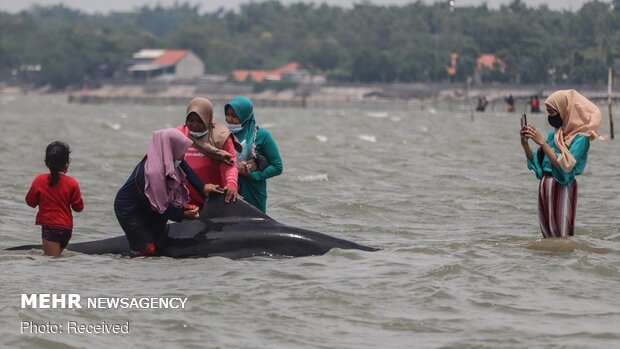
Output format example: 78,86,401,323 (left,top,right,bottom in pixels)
232,62,311,83
127,49,204,81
